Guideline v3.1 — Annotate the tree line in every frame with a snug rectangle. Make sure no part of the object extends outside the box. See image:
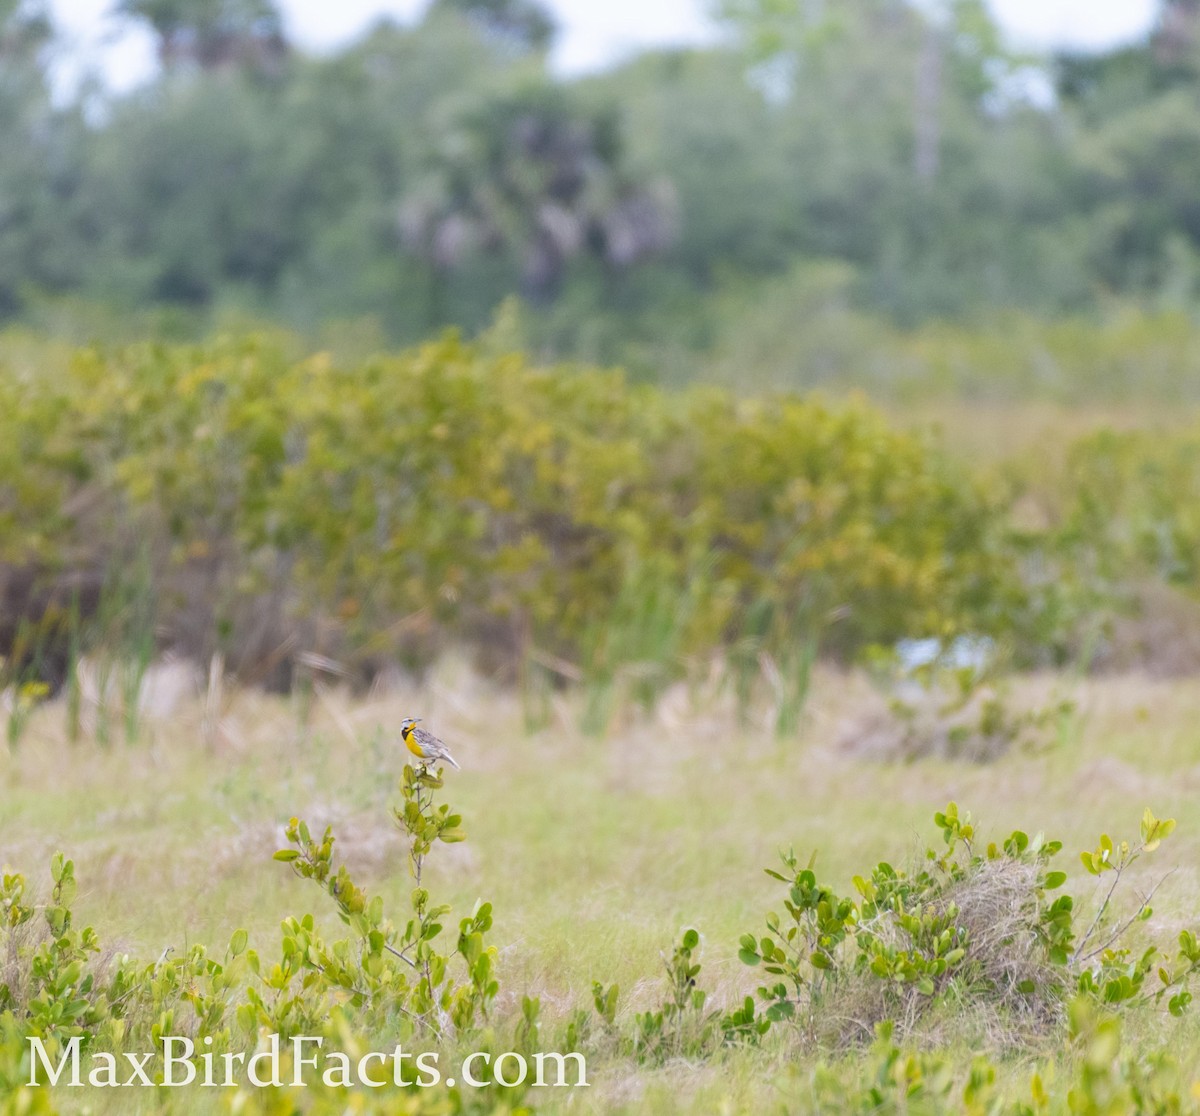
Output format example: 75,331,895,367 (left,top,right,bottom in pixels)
2,0,1200,367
